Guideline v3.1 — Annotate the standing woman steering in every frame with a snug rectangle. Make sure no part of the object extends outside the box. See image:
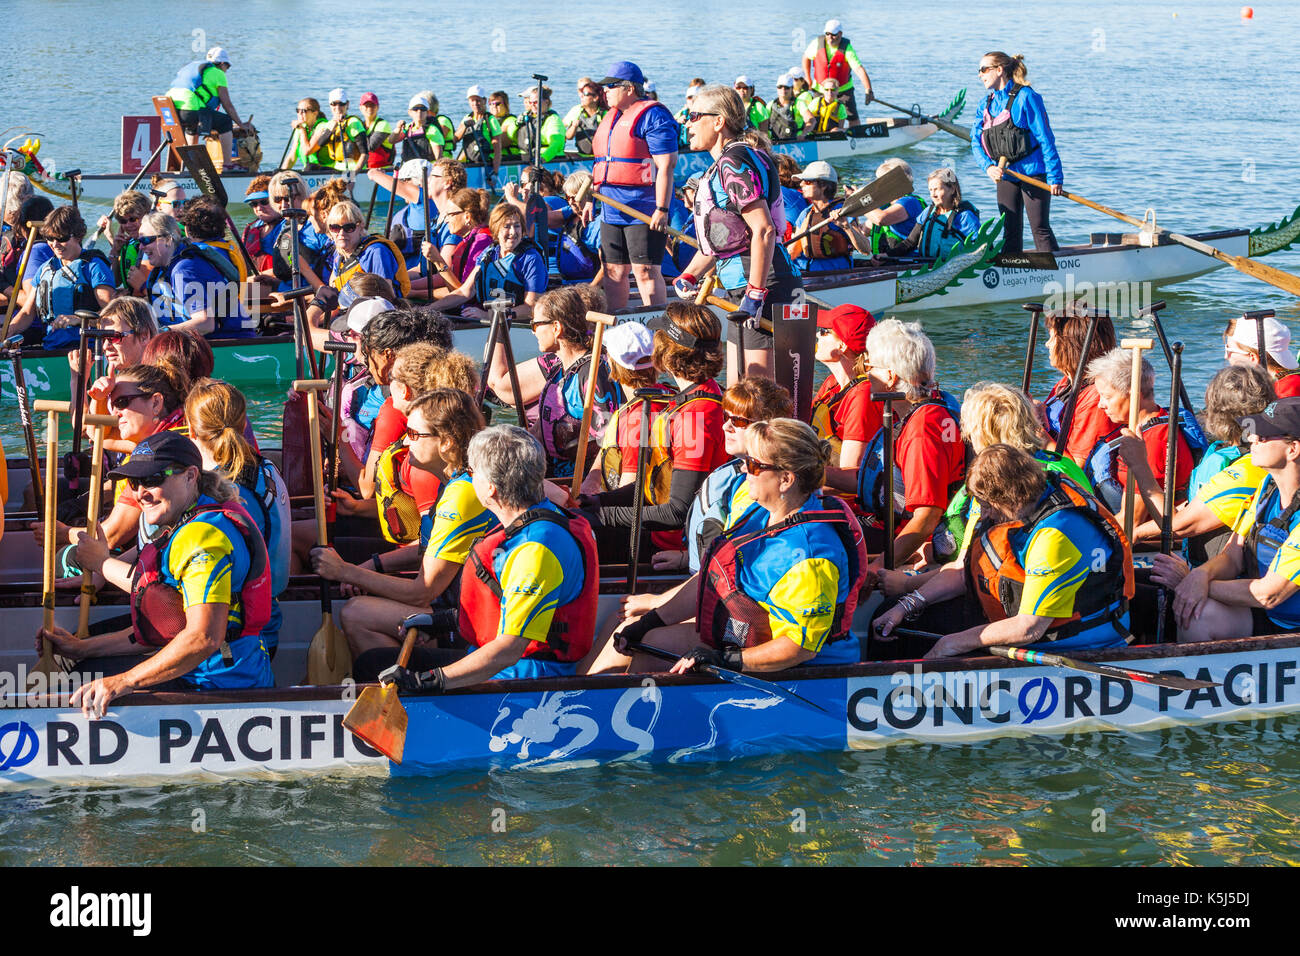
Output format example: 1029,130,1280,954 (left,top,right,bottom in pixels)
971,52,1063,255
